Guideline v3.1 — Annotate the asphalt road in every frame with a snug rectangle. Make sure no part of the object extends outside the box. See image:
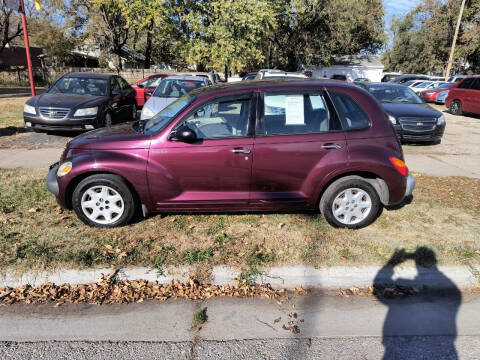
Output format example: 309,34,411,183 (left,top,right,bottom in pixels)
0,292,479,359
